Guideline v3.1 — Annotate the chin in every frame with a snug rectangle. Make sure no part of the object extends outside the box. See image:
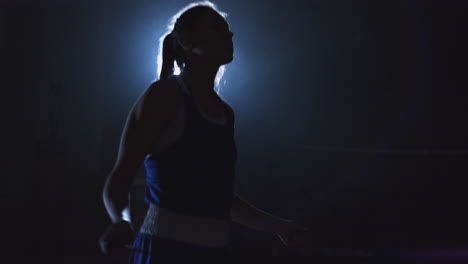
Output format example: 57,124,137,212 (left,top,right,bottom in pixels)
221,54,234,65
